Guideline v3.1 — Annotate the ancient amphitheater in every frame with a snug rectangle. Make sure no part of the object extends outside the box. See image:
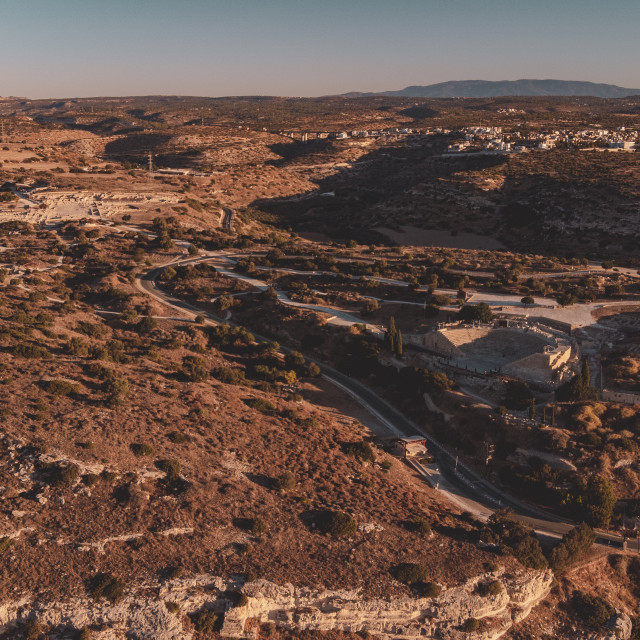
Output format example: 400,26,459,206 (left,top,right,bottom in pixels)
424,322,573,384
